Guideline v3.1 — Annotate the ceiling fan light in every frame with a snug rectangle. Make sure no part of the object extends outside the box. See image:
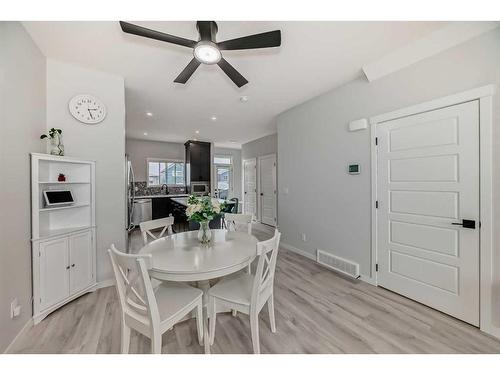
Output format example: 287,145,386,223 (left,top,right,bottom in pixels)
193,42,221,65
